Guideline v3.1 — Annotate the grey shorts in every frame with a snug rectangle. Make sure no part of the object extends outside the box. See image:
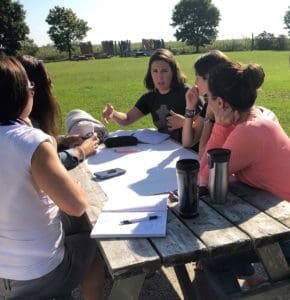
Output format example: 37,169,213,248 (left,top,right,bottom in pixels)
0,214,97,299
